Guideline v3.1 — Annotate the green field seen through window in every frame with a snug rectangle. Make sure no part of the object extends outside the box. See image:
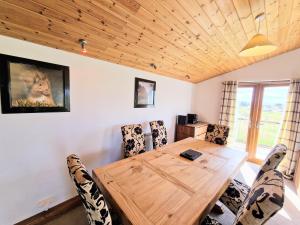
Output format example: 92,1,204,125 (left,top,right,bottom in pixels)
235,87,289,148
